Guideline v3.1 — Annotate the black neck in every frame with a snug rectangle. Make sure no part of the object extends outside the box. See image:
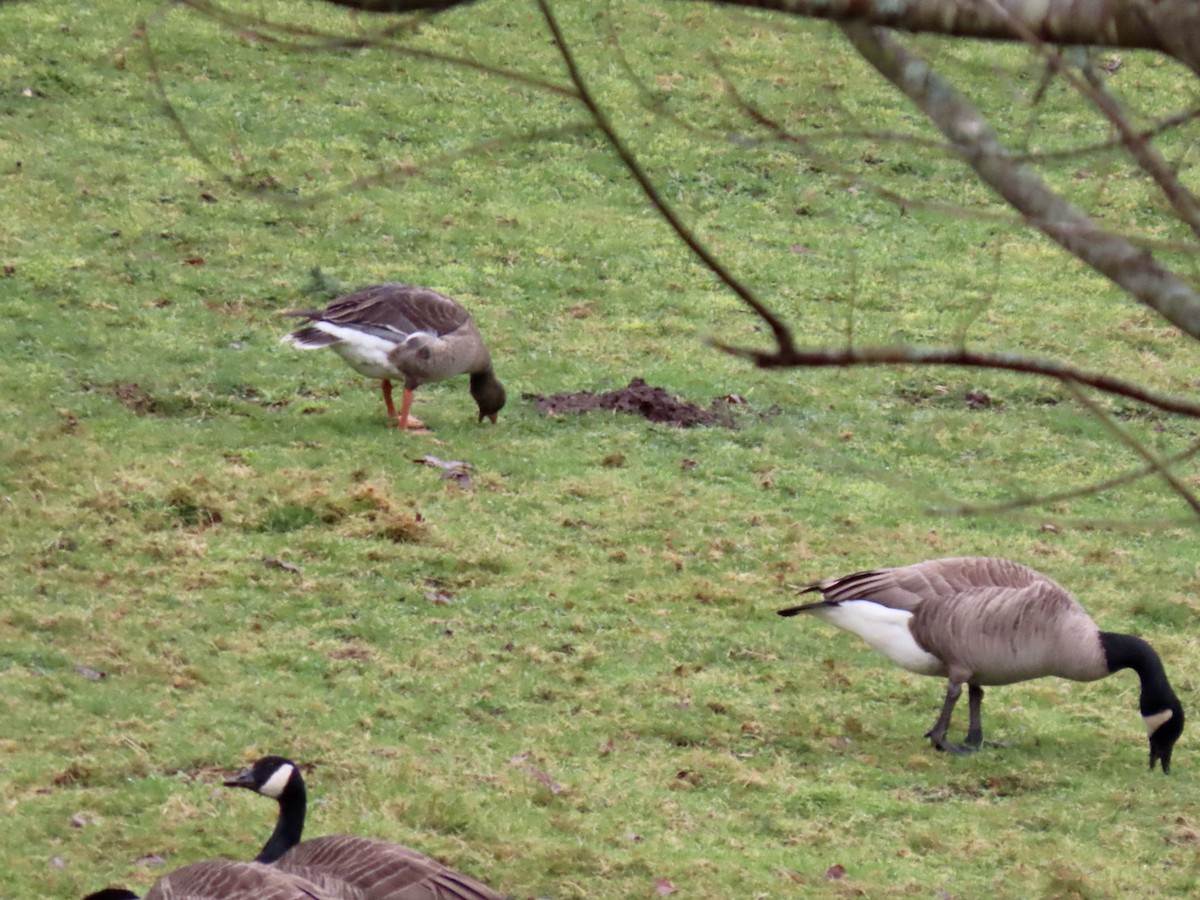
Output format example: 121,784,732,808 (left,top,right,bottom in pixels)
255,782,306,863
1099,631,1178,716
